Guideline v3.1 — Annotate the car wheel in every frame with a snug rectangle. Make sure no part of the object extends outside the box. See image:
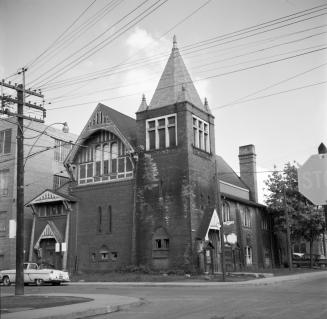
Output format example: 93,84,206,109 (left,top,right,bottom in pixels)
52,282,61,286
2,276,11,286
35,279,44,286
